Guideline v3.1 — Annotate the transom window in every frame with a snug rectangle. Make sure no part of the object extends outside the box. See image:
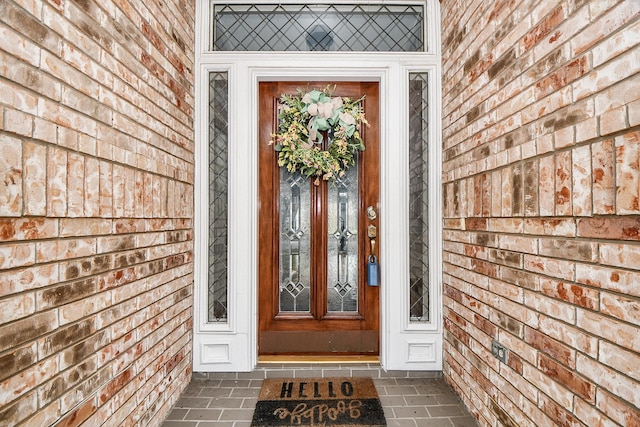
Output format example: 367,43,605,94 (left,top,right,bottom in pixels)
211,3,425,51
